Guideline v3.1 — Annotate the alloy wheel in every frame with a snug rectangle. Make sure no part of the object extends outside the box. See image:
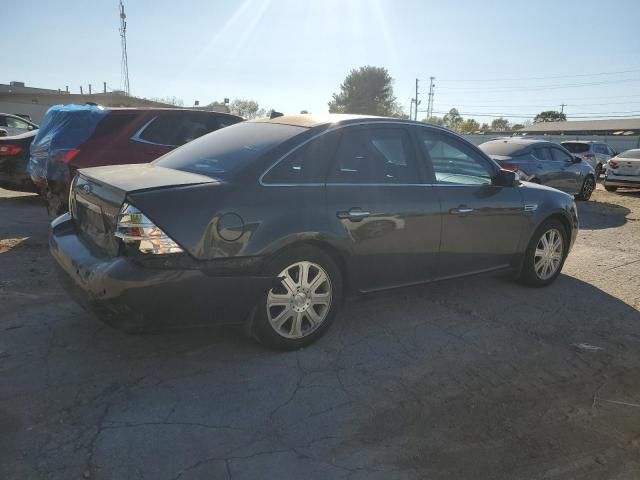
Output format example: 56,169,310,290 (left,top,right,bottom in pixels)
534,228,564,280
267,261,332,339
582,177,595,199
